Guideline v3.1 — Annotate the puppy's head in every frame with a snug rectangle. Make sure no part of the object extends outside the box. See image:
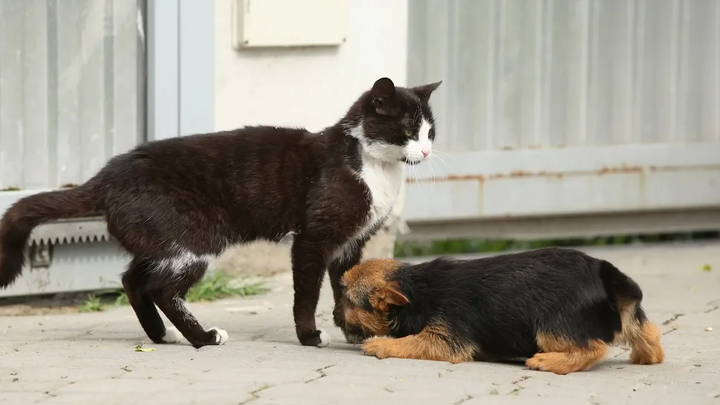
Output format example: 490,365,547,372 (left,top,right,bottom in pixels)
340,259,410,339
